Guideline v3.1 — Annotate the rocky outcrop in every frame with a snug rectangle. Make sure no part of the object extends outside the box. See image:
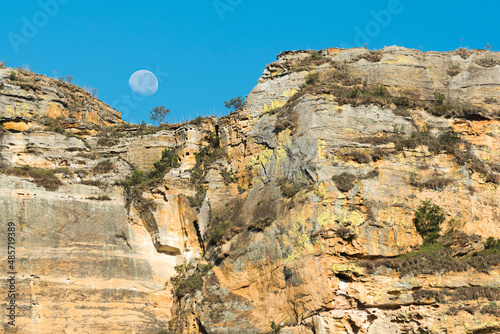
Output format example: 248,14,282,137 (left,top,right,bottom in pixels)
170,46,500,334
0,46,499,333
0,67,123,131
